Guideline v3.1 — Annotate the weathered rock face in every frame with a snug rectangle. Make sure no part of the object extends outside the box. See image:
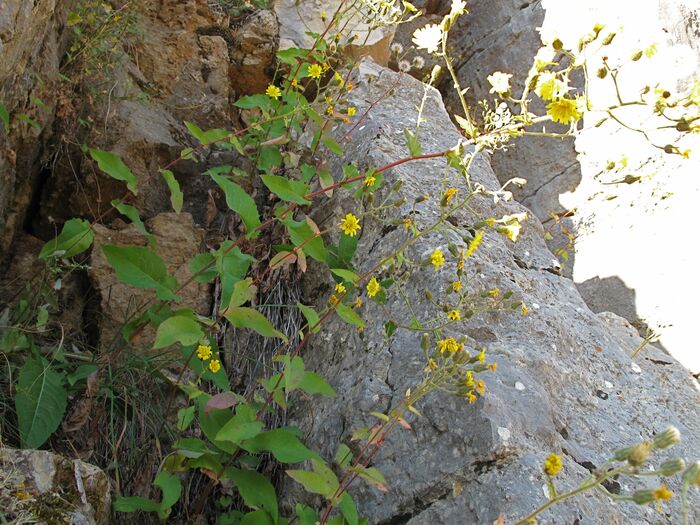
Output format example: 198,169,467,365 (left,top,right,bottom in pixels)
0,448,111,525
288,60,700,523
89,212,210,352
0,0,71,264
230,9,279,96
